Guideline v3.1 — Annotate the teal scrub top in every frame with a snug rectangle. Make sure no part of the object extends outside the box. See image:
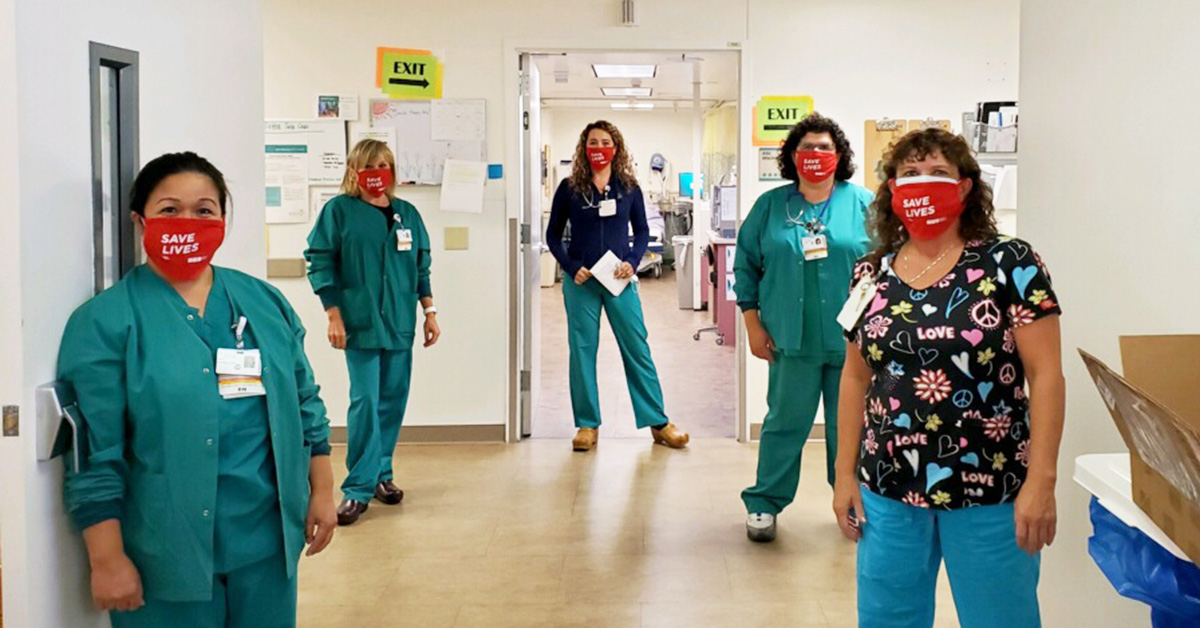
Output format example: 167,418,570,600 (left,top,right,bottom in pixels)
304,194,433,351
192,271,284,574
733,181,873,356
58,265,331,602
